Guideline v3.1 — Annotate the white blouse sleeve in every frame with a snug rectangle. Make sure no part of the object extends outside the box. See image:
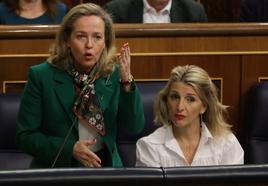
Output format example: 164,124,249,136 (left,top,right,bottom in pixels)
220,133,244,165
135,137,161,167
